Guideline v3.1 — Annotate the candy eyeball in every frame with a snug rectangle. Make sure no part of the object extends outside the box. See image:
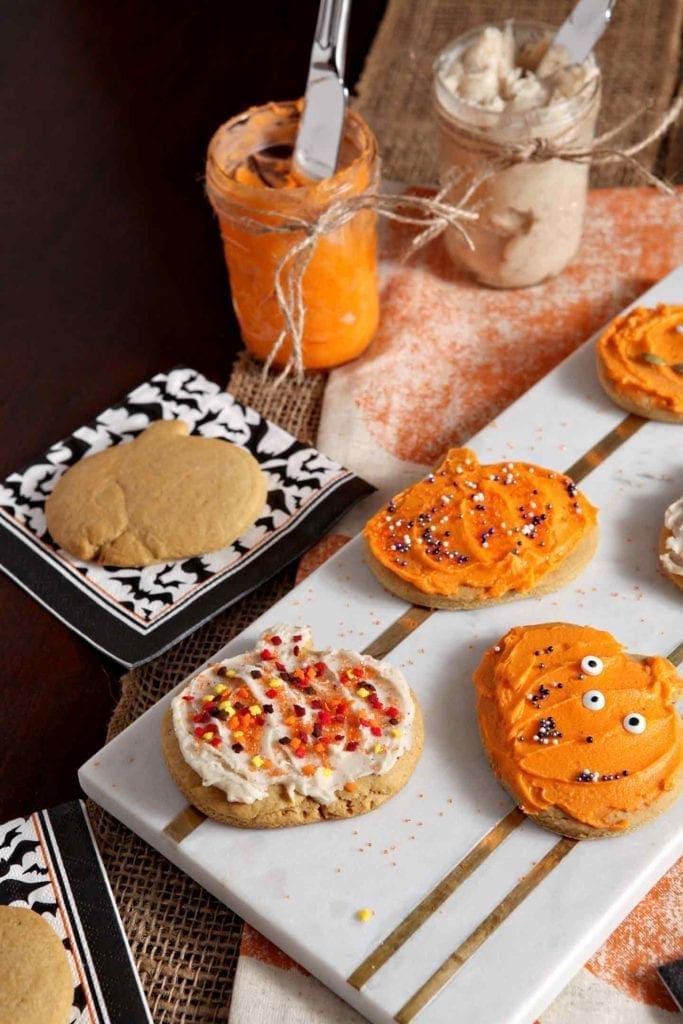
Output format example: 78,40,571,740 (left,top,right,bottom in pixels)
581,655,603,676
582,689,605,710
623,713,646,734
